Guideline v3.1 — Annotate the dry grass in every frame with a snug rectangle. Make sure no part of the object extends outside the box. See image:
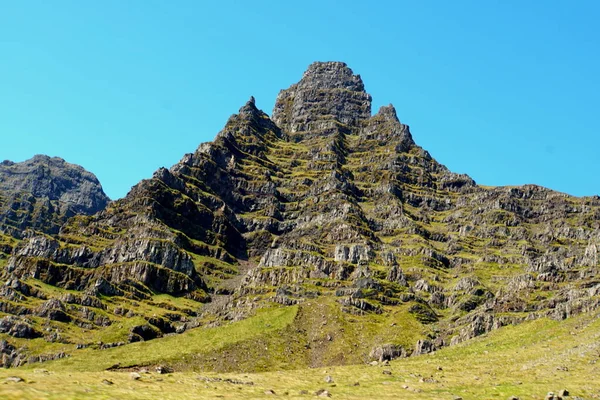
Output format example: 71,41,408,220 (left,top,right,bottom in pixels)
0,307,598,399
